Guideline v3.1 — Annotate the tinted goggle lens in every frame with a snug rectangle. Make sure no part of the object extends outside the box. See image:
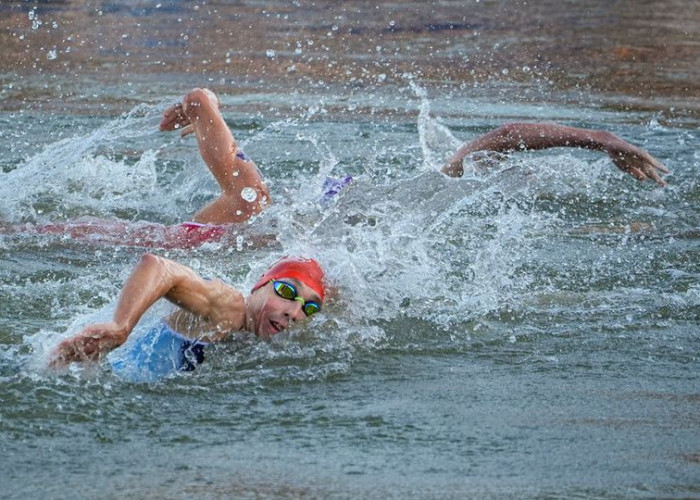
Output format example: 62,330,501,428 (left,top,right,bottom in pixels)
273,280,297,300
302,301,321,317
271,280,322,317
